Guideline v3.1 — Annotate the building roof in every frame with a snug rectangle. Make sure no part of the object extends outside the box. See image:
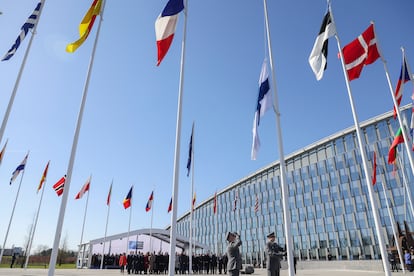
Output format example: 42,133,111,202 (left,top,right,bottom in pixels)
88,228,209,251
